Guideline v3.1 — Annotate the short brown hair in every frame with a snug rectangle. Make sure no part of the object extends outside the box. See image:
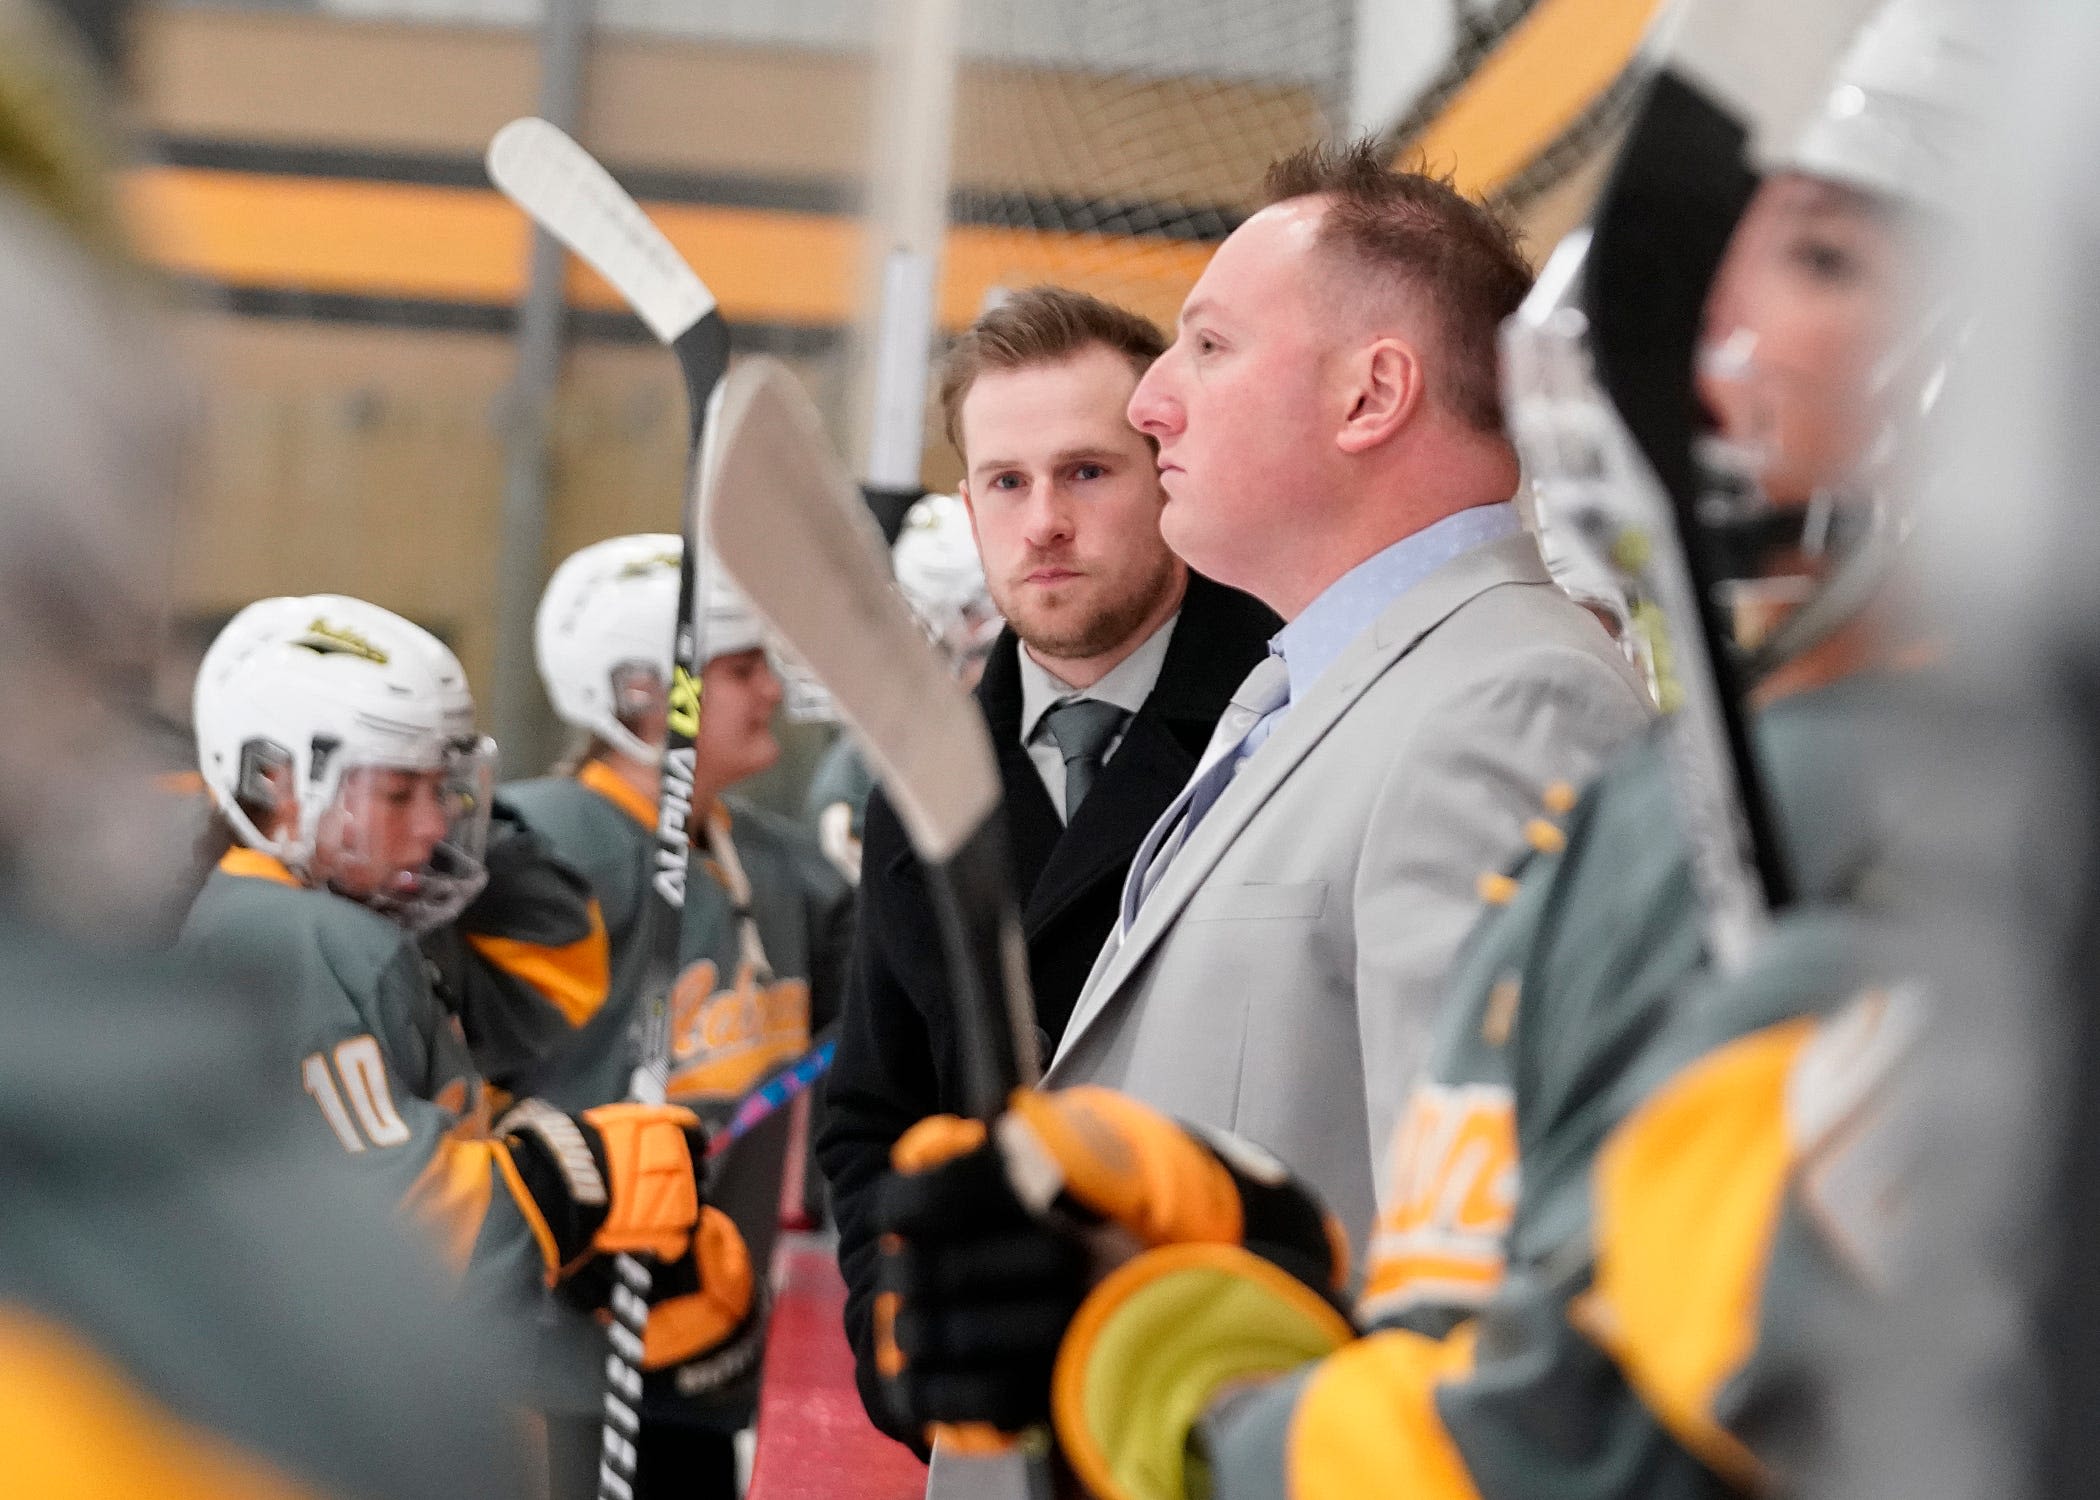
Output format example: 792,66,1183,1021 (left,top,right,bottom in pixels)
938,286,1167,454
1264,138,1532,434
